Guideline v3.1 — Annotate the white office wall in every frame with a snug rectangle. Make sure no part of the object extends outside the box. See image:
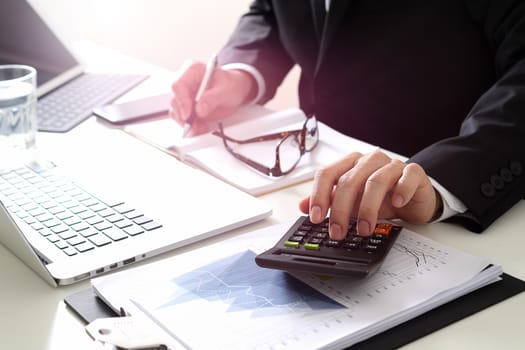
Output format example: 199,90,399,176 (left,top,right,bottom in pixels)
28,0,299,110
